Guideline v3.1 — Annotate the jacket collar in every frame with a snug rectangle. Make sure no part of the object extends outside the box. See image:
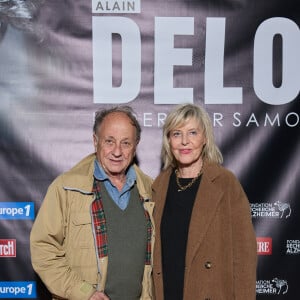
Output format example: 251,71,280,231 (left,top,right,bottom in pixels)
153,161,224,267
62,153,97,193
62,153,153,201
